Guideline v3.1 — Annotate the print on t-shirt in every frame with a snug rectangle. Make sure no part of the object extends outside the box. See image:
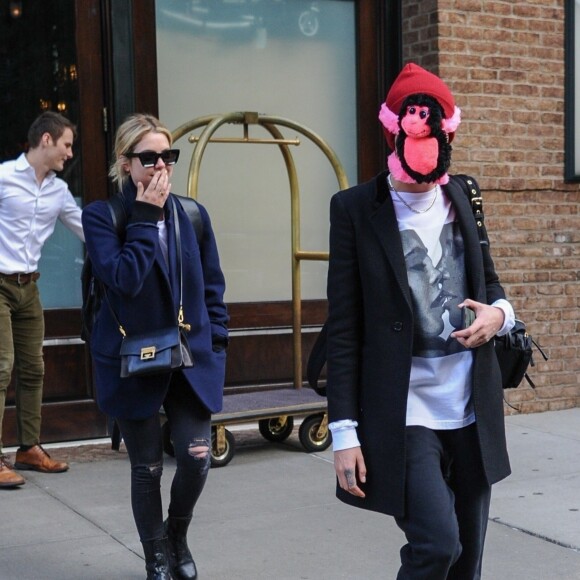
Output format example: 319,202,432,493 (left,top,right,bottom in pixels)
401,221,468,358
